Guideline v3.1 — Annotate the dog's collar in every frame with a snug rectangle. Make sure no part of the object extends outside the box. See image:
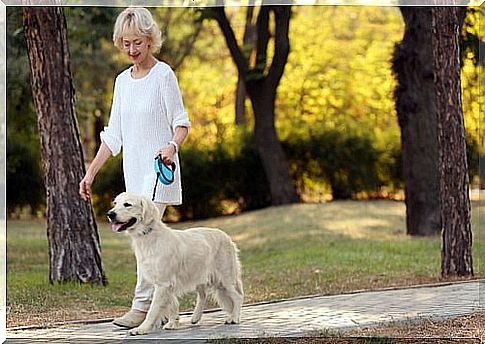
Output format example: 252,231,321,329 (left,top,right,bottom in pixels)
141,227,153,236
